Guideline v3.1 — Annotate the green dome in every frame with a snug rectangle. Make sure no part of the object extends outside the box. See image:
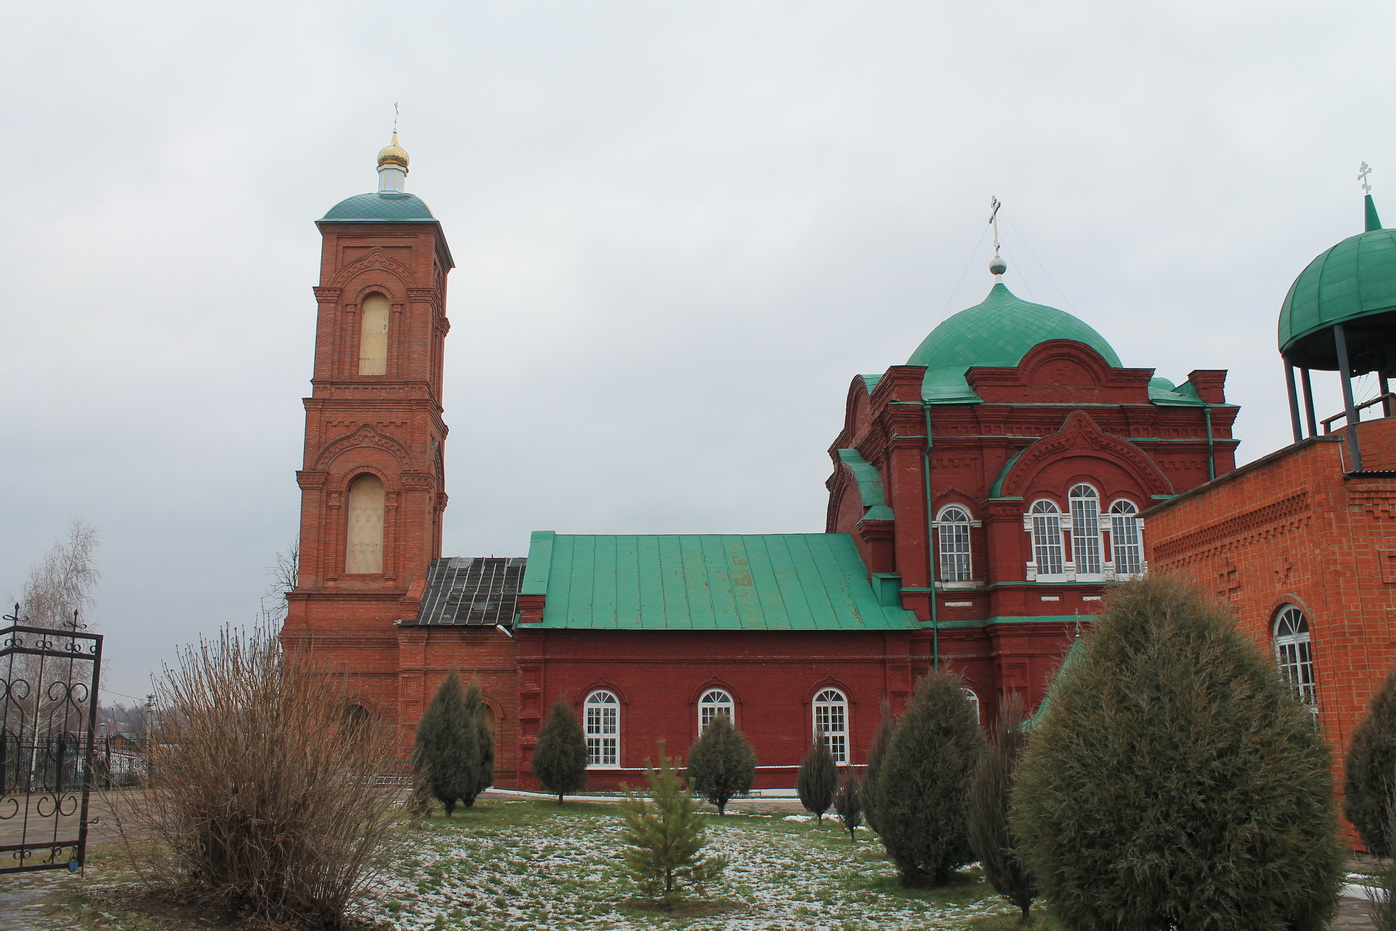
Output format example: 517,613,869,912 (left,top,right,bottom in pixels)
909,283,1122,403
321,192,437,222
1279,197,1396,374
